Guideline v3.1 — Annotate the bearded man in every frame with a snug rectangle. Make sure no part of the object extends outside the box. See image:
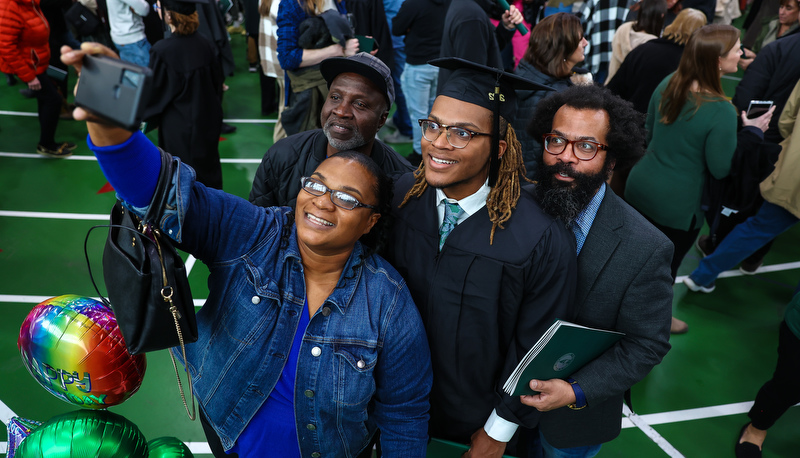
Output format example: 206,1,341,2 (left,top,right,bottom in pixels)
521,85,674,458
250,53,413,208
